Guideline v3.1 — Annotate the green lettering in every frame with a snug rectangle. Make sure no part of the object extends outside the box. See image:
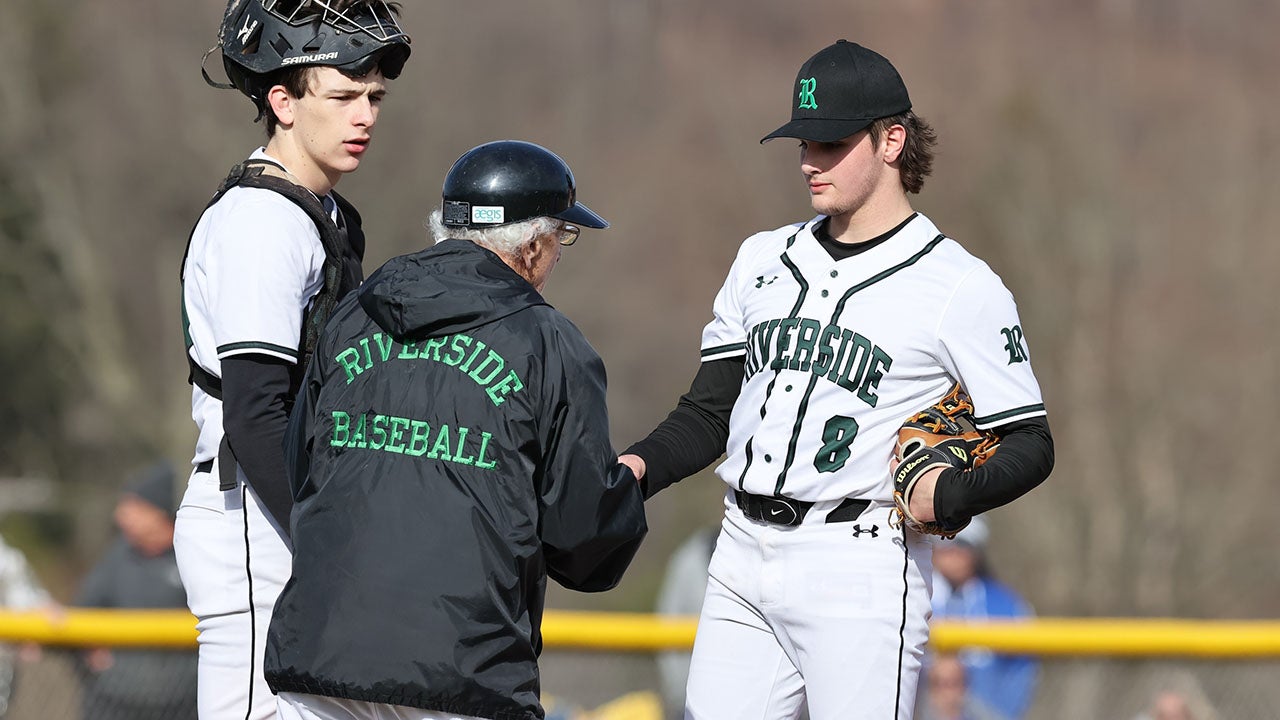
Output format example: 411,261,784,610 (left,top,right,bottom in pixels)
422,336,448,362
359,336,373,369
336,347,363,384
451,427,476,465
427,424,452,460
486,370,524,407
788,319,821,372
812,325,839,377
826,329,852,384
330,411,350,446
468,350,505,385
838,333,872,392
374,332,395,362
386,416,410,454
370,414,389,450
348,413,368,448
770,318,799,370
856,347,892,407
398,341,420,359
459,340,487,372
475,431,498,470
443,334,471,366
407,420,432,457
